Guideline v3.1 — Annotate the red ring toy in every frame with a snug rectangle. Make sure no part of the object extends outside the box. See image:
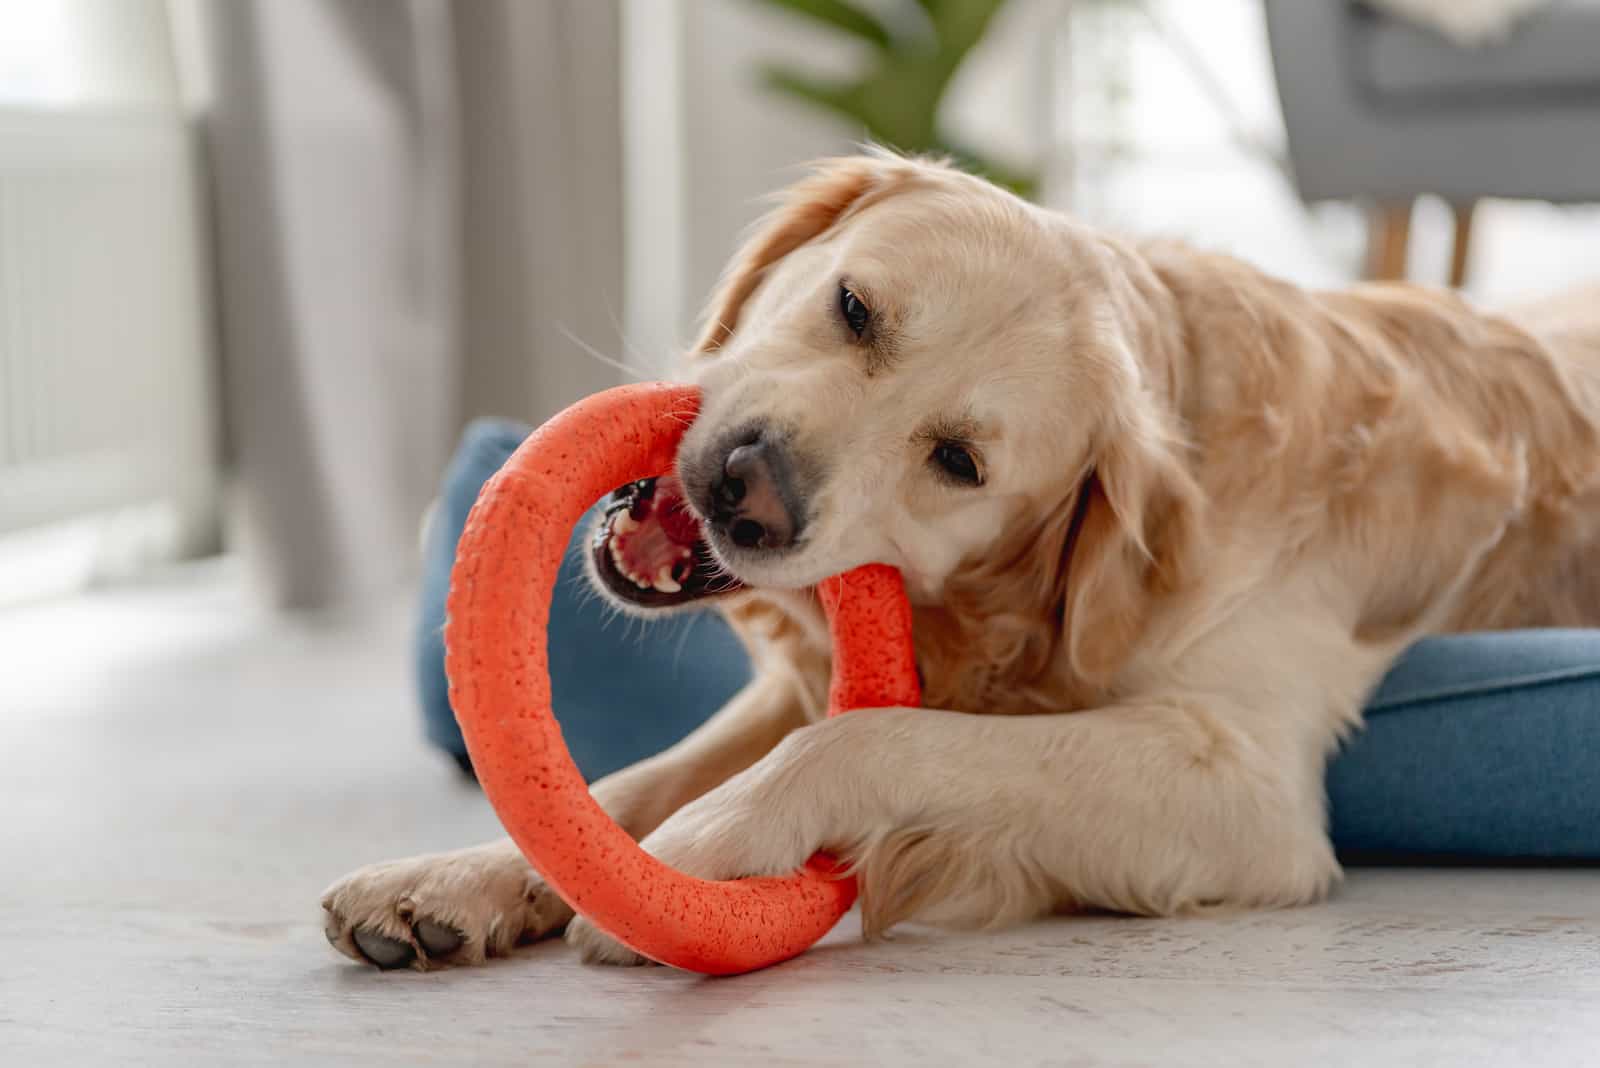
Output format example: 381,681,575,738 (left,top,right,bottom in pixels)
445,382,921,975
